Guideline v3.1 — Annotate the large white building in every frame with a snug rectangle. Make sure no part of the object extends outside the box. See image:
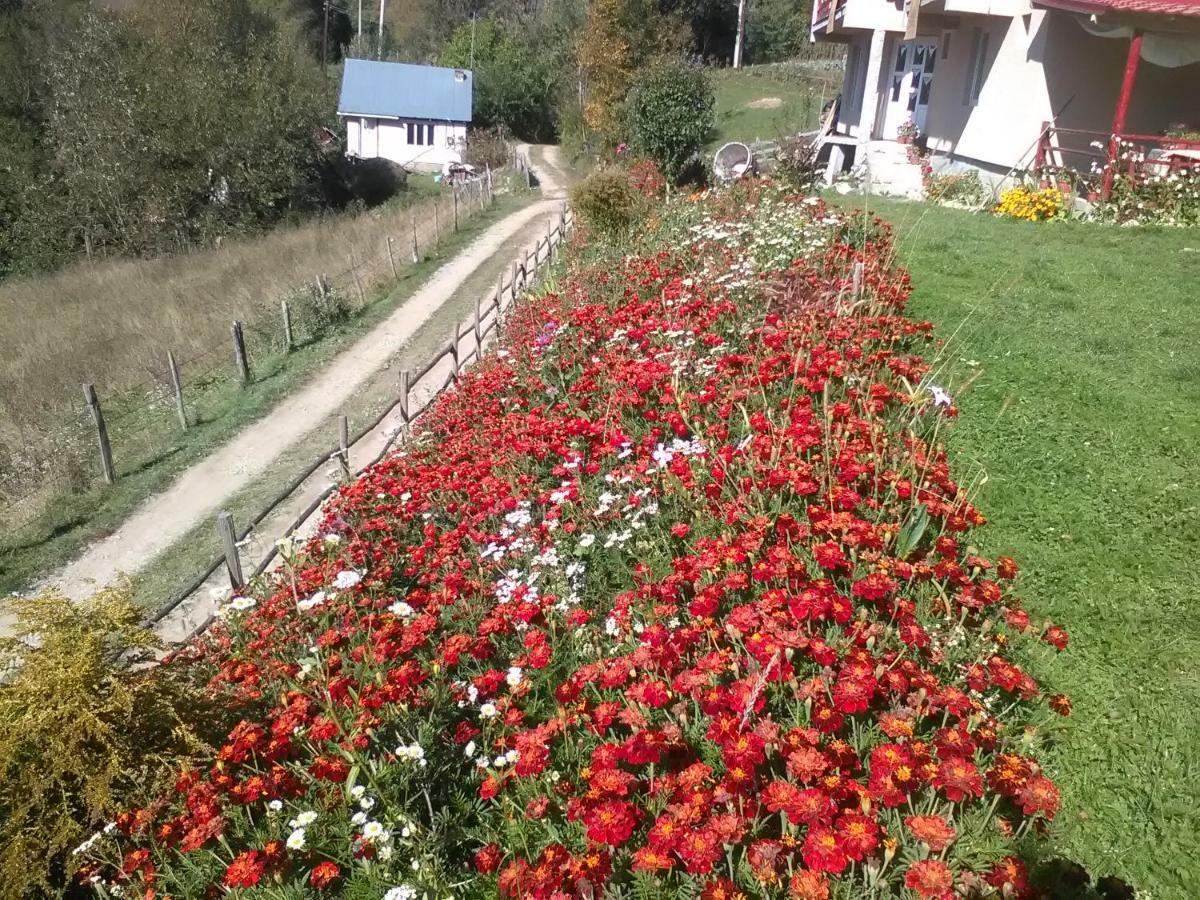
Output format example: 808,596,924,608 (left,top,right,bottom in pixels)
338,59,473,172
812,0,1200,195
